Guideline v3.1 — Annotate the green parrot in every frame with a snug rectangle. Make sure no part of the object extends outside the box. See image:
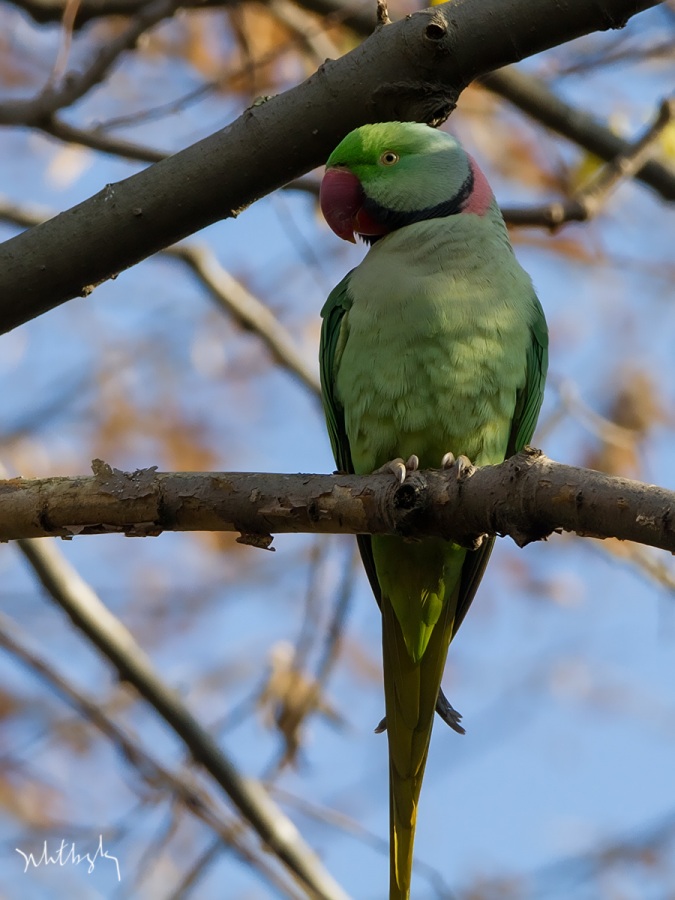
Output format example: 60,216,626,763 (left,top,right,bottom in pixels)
319,122,548,899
